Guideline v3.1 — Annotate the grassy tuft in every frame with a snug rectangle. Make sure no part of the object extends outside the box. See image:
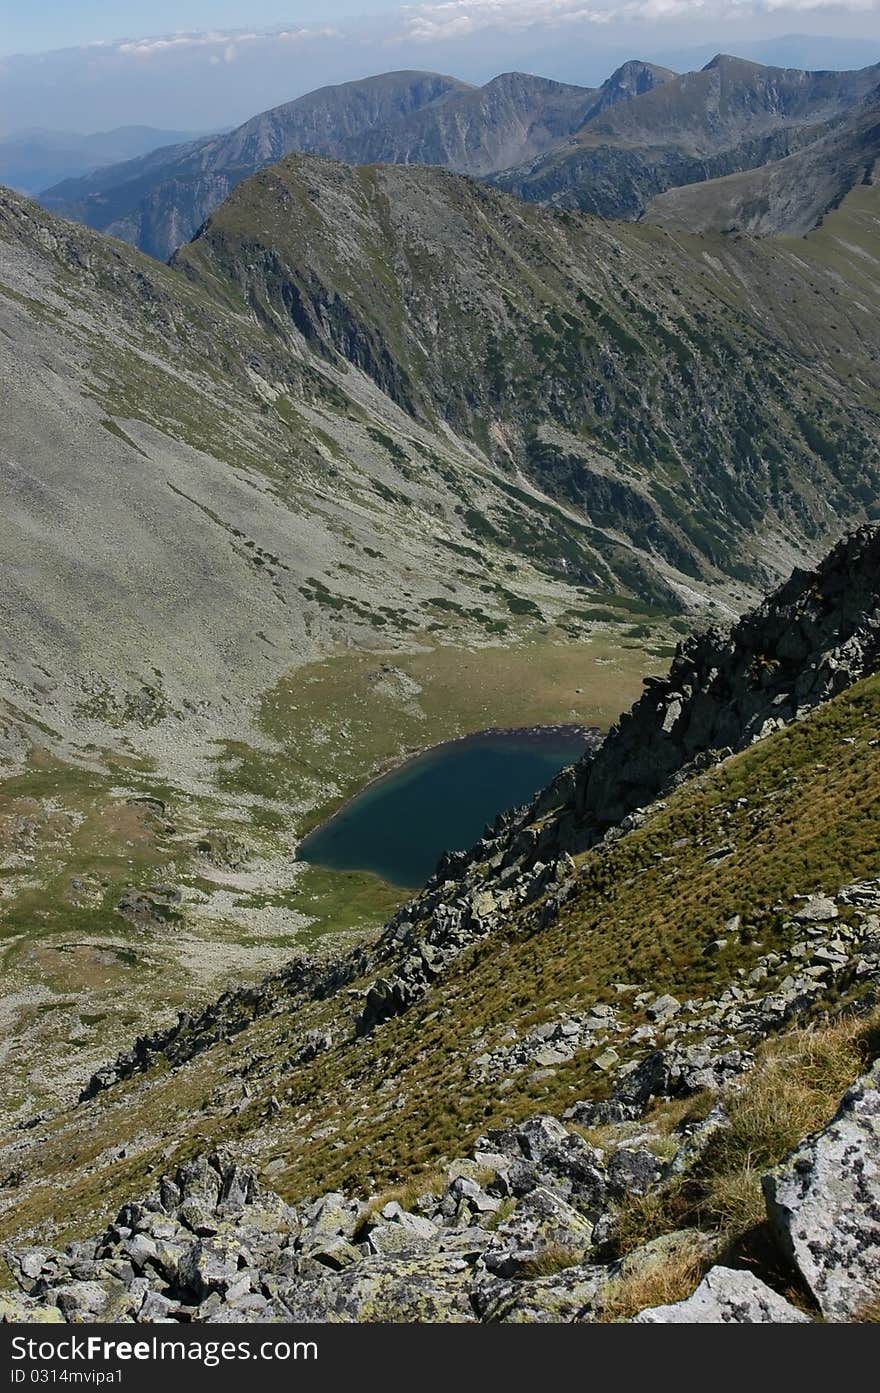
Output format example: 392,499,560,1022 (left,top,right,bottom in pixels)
599,1240,708,1321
